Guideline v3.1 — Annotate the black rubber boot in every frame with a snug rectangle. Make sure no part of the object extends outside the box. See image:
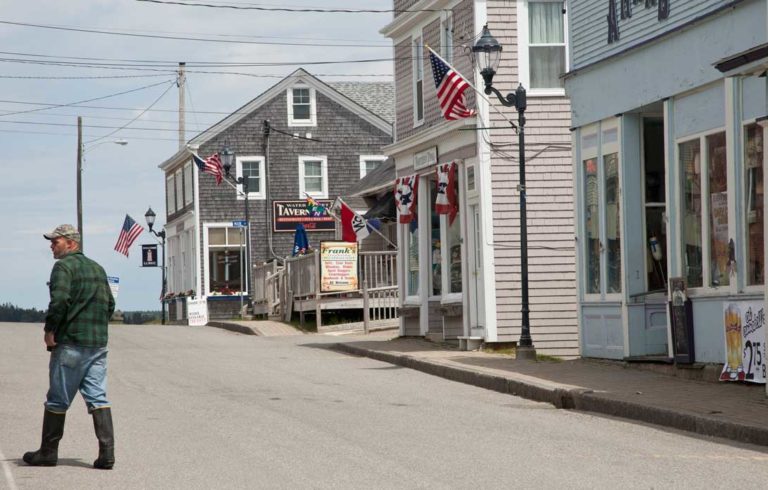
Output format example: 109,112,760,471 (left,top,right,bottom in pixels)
23,410,66,466
92,407,115,470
